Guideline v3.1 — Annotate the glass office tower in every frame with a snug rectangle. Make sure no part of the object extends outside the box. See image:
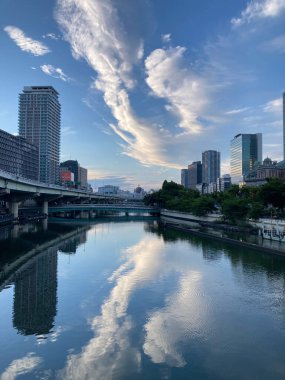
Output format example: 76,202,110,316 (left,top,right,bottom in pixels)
202,150,220,185
18,86,61,184
230,133,262,184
